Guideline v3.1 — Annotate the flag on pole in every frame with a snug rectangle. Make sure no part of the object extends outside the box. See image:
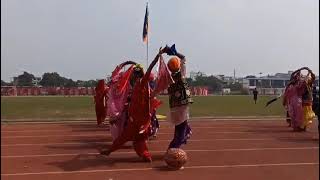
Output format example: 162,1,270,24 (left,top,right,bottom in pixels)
142,3,149,43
